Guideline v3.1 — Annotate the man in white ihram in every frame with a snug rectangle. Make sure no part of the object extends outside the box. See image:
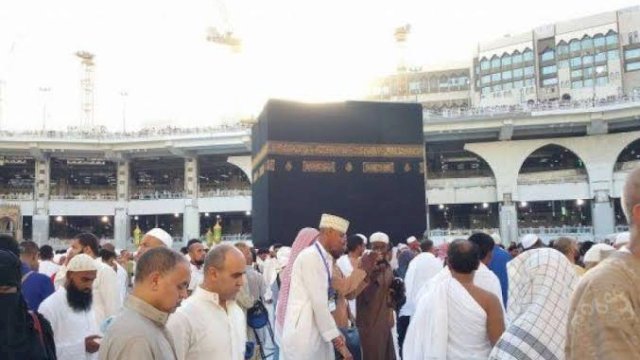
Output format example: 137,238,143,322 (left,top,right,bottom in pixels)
280,214,353,360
